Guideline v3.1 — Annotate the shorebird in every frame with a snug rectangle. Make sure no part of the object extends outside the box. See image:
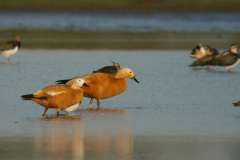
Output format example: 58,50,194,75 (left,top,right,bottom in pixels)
206,44,239,72
56,68,139,109
21,78,89,116
190,43,207,59
204,45,219,56
190,43,216,69
0,36,21,63
93,61,121,76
